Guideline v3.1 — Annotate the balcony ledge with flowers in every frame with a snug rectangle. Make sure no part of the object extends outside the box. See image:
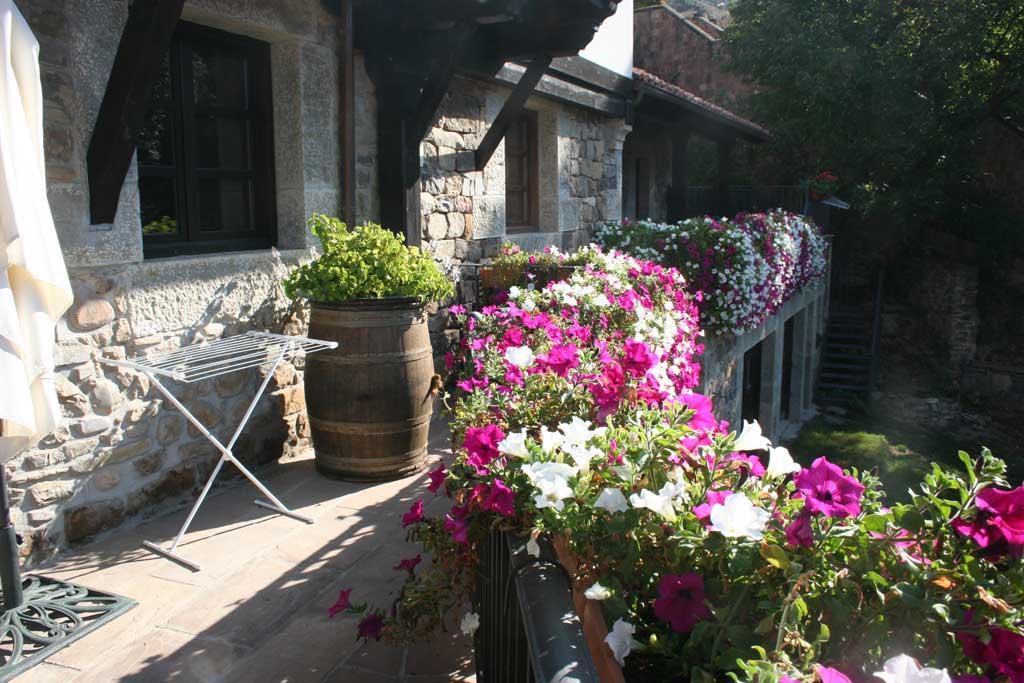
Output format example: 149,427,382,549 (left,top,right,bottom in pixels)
328,212,1023,683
